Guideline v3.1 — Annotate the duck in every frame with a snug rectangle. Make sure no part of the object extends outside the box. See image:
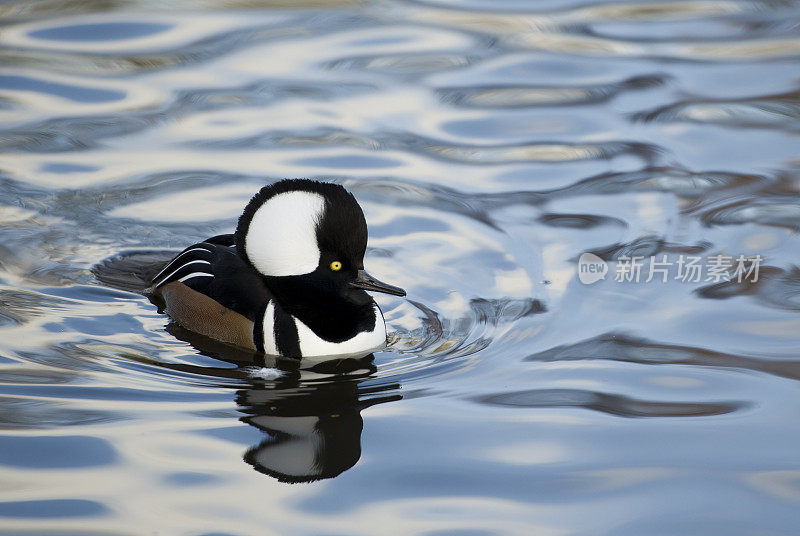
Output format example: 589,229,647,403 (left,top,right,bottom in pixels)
145,179,405,359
